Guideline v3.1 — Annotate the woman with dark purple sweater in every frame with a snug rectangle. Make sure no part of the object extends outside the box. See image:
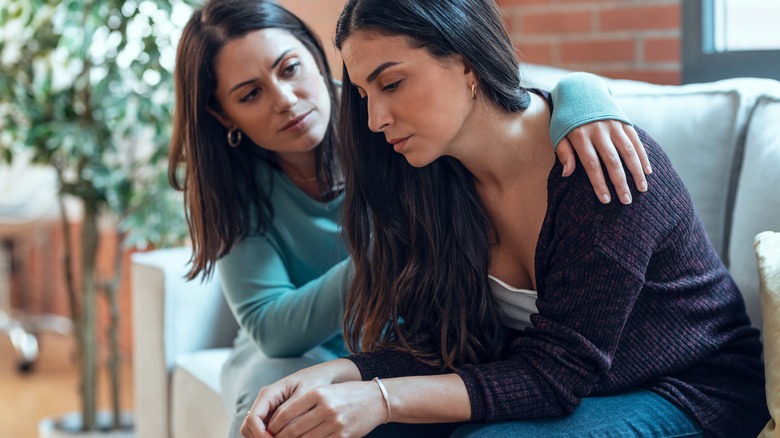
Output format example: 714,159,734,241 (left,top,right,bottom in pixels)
240,1,769,437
